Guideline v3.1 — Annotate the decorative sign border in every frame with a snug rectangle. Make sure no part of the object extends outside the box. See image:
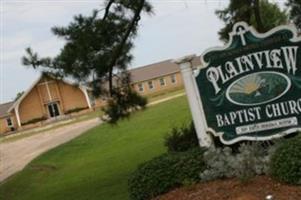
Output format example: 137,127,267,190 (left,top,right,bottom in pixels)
193,22,301,145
